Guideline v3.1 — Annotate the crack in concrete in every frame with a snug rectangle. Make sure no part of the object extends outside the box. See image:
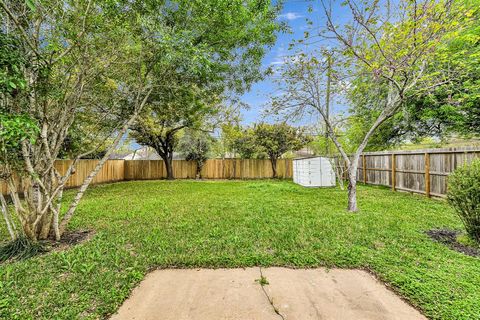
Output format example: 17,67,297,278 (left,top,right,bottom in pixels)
258,267,286,320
